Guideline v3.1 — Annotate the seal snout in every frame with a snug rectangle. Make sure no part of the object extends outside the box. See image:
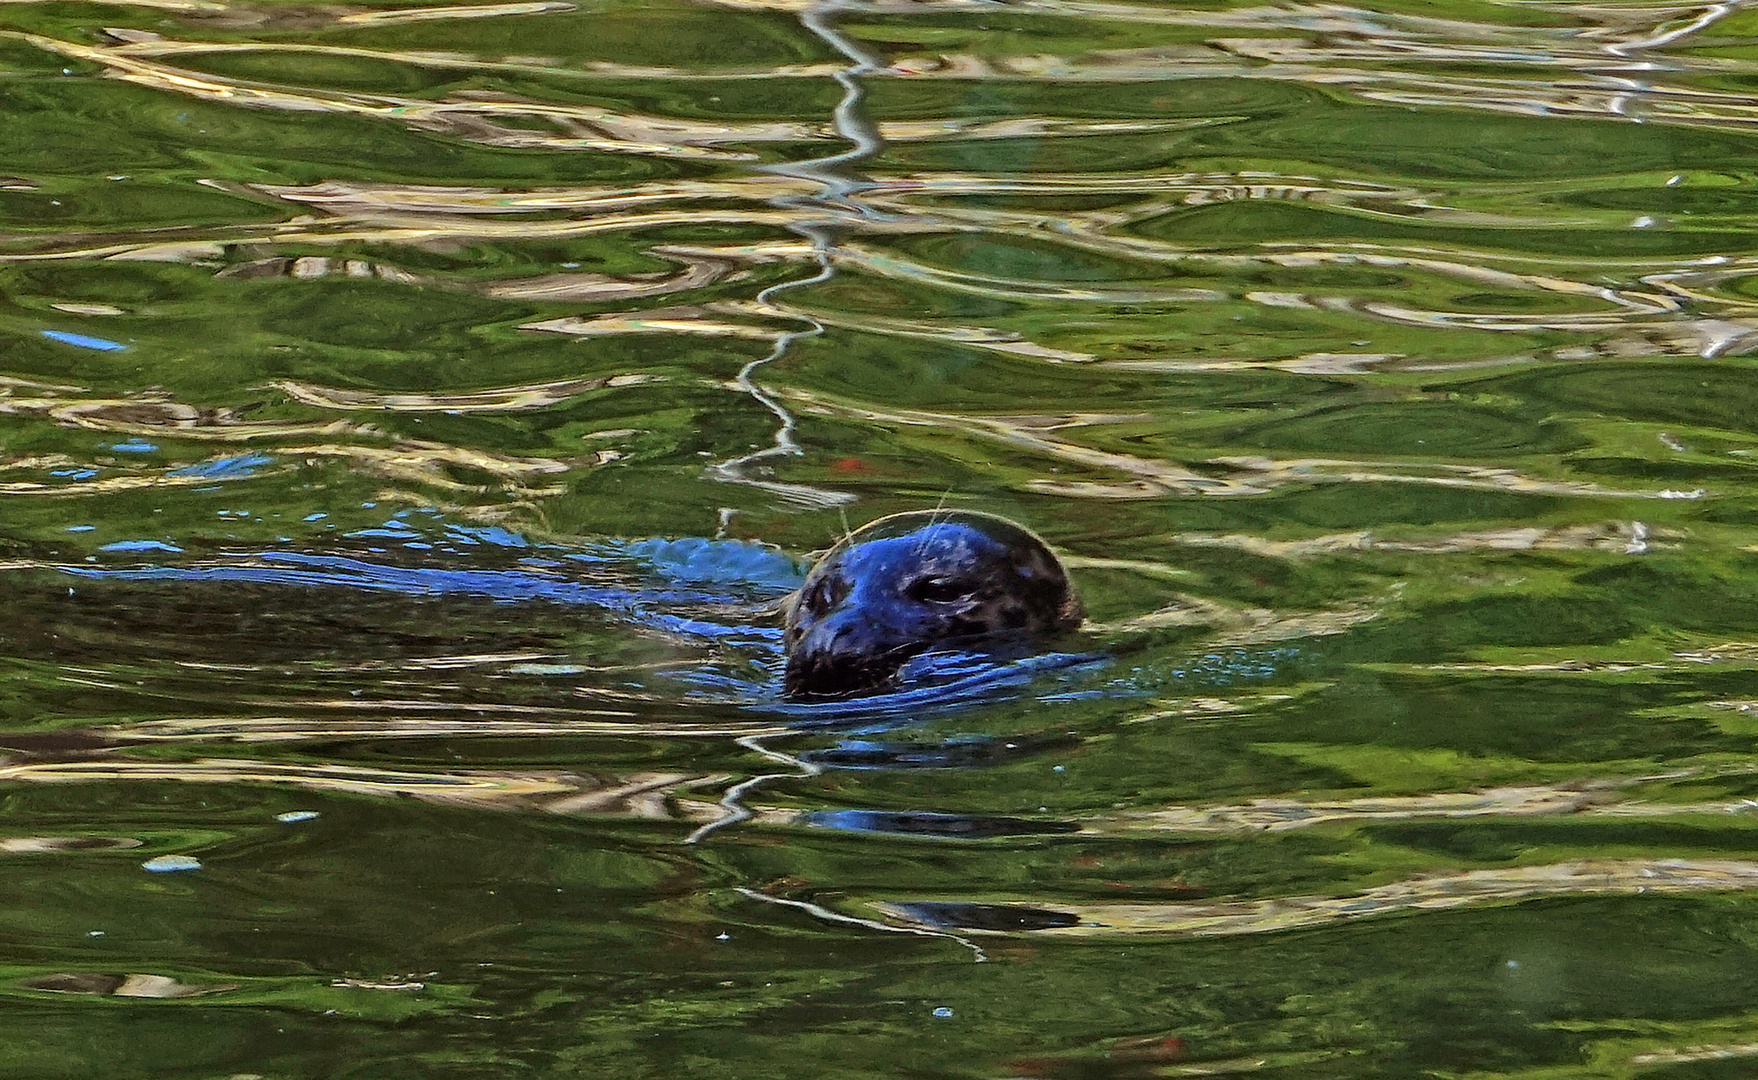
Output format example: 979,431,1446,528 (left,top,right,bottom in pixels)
783,612,921,699
782,511,1083,700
